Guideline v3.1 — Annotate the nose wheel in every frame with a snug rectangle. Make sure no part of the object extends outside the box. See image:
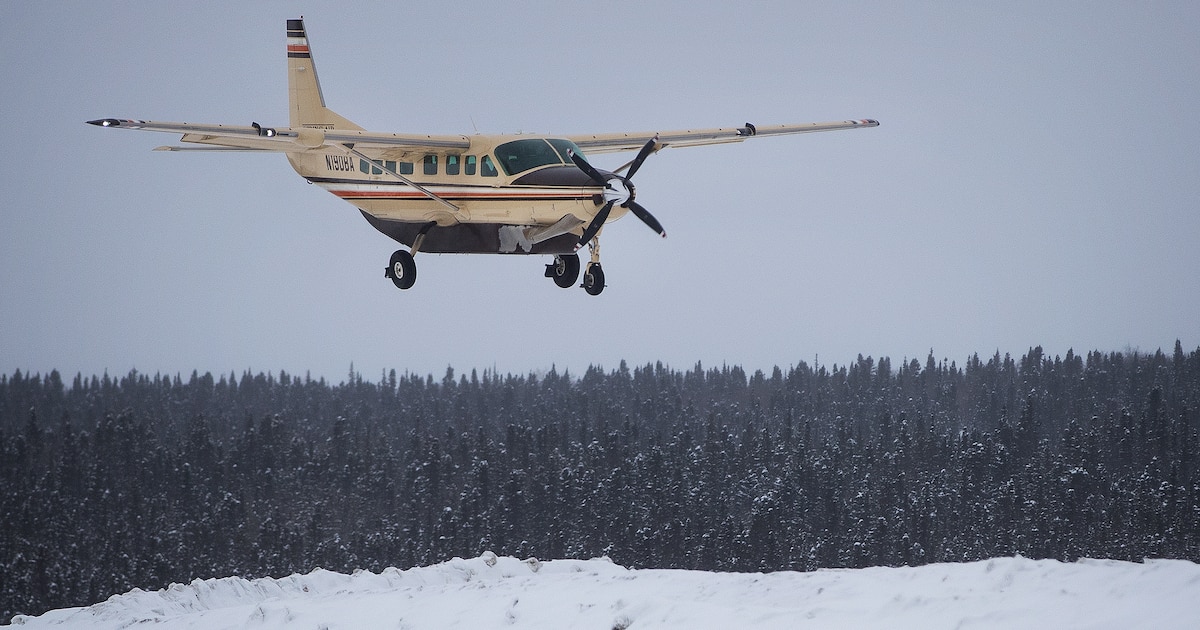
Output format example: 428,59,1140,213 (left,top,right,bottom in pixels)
580,238,605,295
582,262,605,296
